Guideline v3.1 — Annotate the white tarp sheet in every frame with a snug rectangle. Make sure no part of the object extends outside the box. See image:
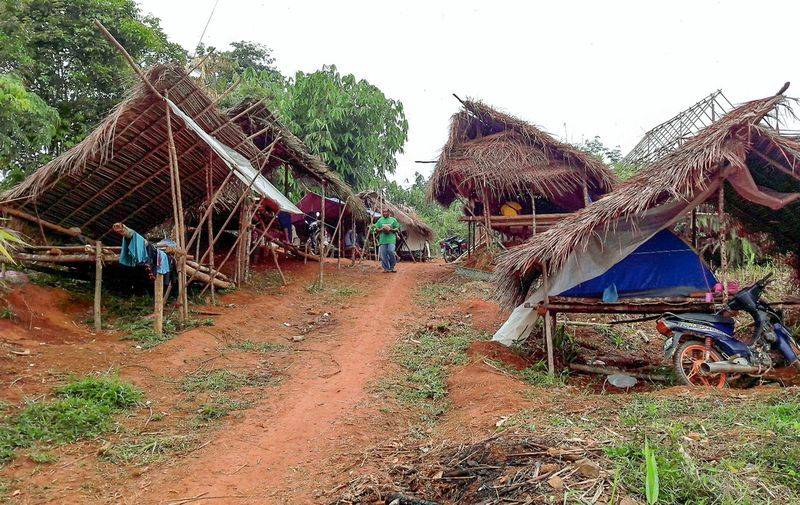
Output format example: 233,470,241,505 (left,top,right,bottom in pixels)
166,99,302,215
